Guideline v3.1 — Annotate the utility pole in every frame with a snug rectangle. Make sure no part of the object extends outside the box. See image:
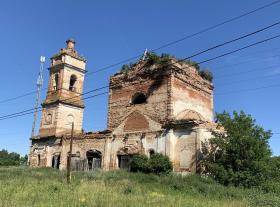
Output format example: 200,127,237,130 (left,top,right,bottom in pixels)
195,128,199,173
67,122,74,183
